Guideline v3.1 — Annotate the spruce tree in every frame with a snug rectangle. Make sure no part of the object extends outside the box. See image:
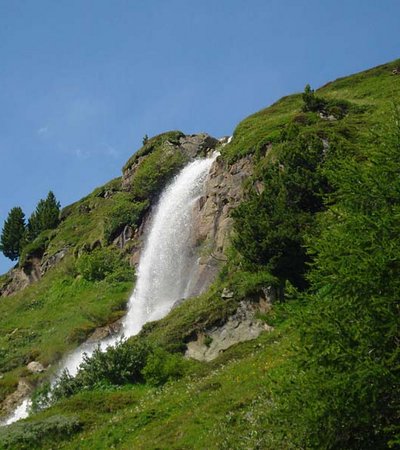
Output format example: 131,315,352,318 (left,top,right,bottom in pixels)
0,207,26,260
41,191,60,230
27,191,61,241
